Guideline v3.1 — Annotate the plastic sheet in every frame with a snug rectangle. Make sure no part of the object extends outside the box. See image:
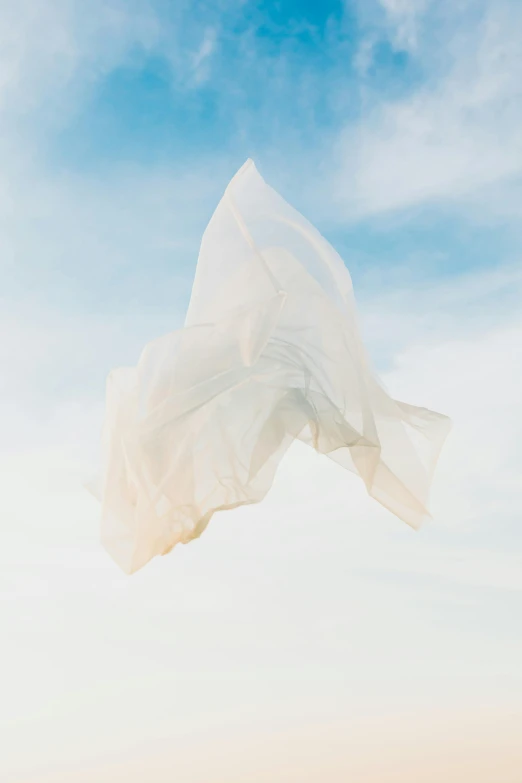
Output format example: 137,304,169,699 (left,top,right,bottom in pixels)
94,160,451,573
